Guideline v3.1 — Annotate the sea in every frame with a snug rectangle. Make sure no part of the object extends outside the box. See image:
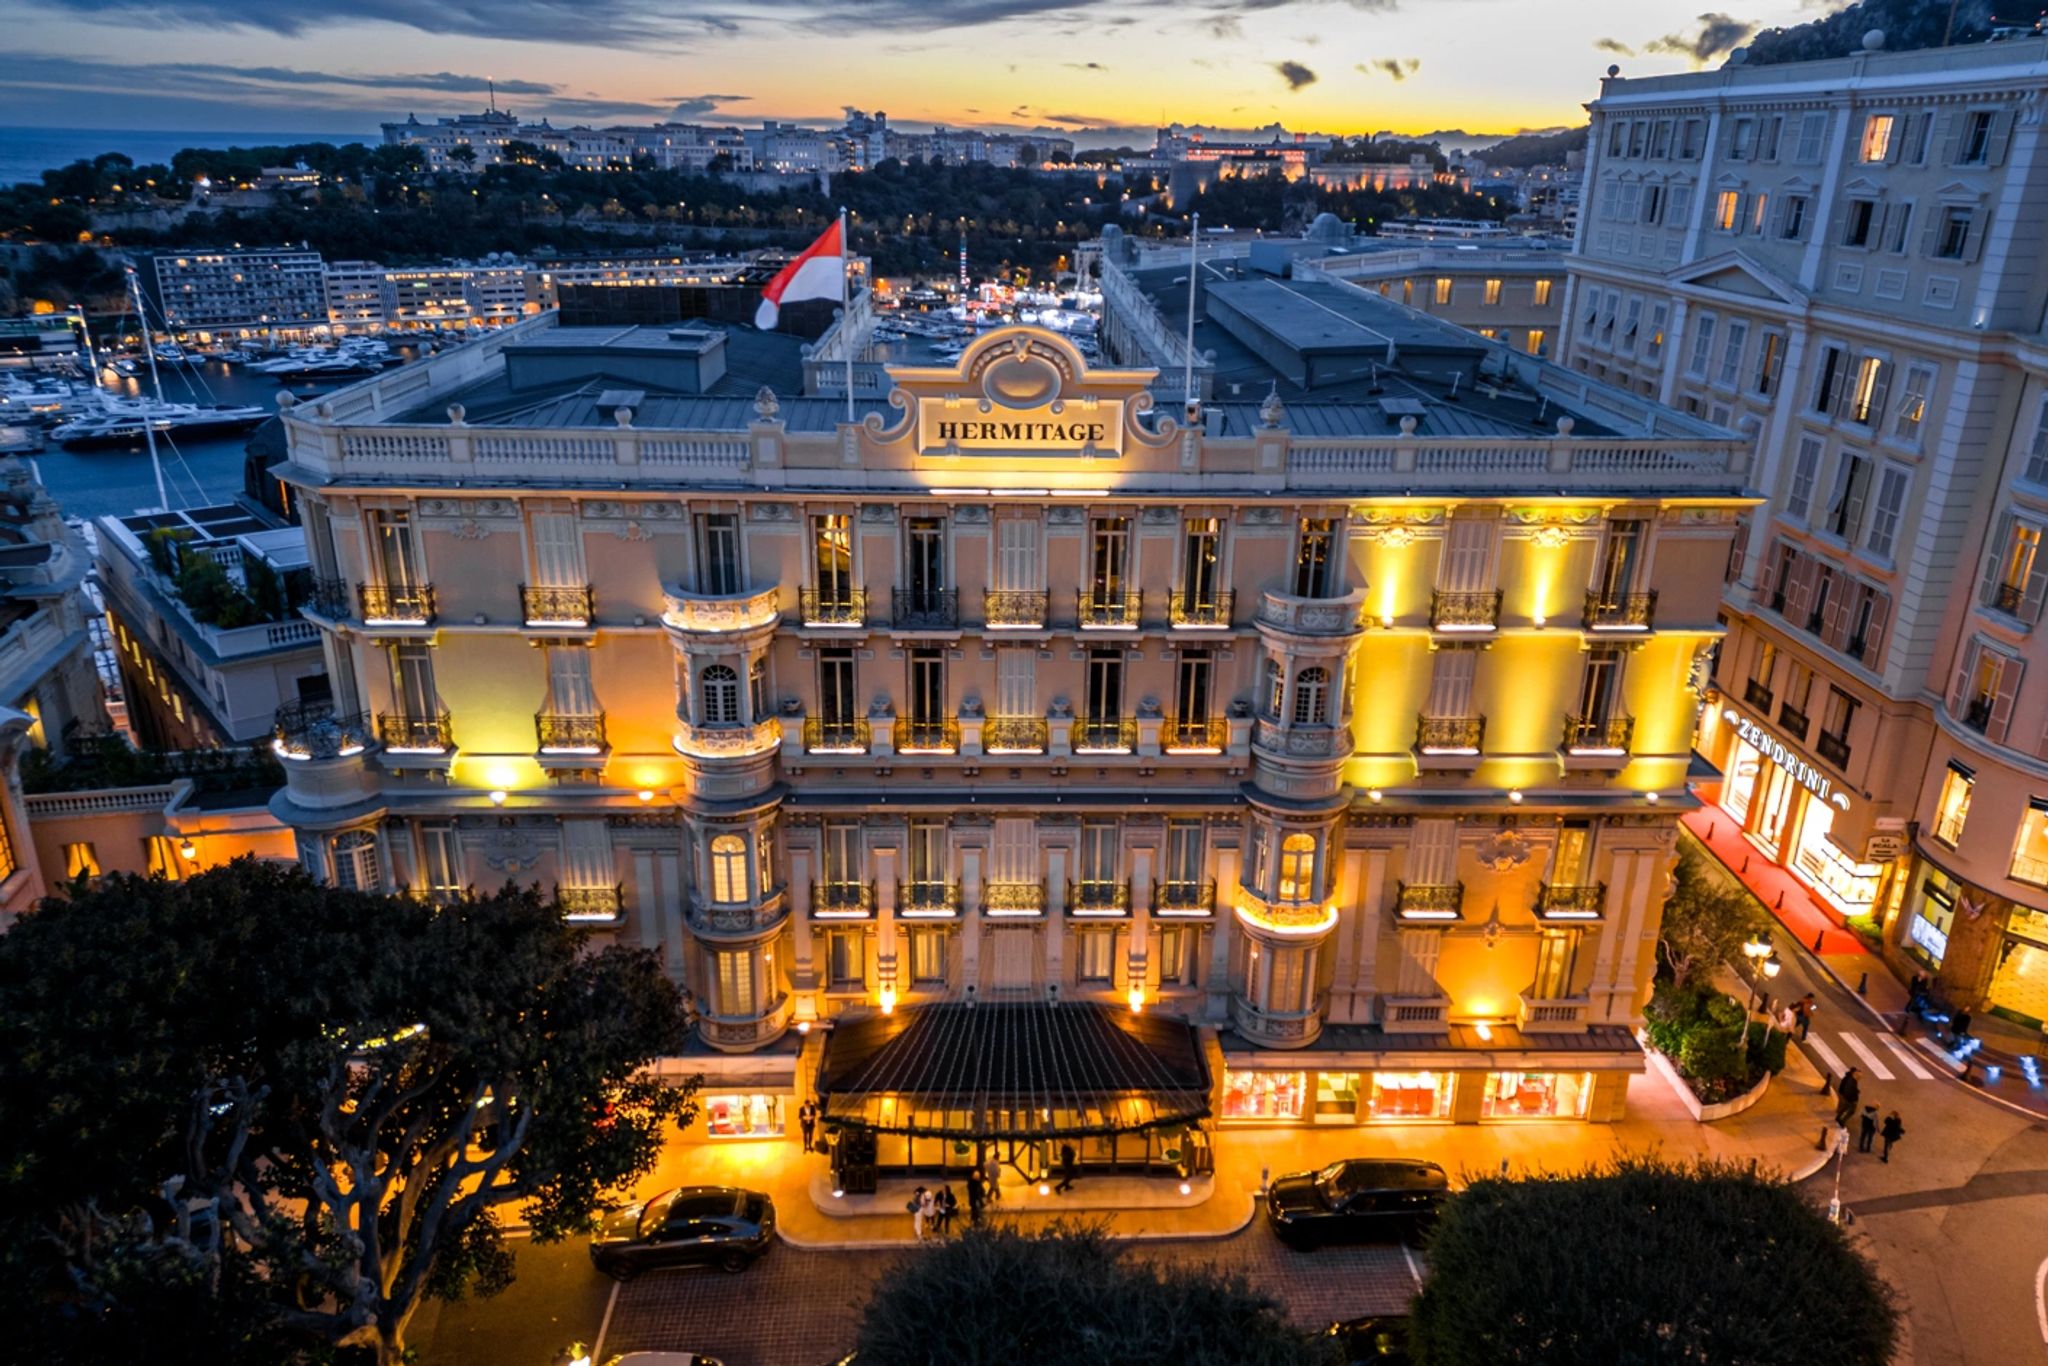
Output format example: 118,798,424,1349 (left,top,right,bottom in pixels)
0,126,379,188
